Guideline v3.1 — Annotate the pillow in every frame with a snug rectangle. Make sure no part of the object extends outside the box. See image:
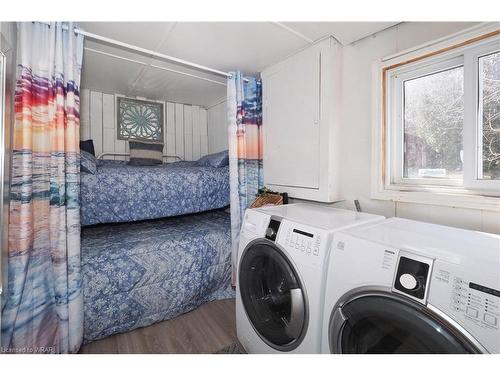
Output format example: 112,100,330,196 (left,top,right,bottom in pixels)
195,150,229,168
80,139,95,156
128,141,164,166
80,150,97,174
